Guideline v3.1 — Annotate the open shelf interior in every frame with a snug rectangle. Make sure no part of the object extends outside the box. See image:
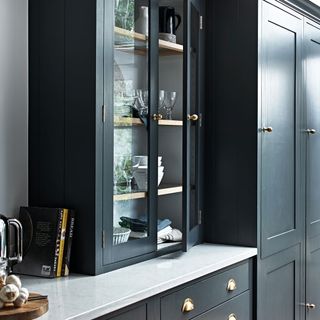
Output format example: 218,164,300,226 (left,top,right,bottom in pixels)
114,27,183,56
113,184,183,201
